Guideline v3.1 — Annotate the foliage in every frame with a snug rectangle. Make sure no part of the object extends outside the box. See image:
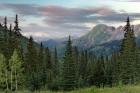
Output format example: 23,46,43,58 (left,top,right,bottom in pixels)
0,15,140,92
